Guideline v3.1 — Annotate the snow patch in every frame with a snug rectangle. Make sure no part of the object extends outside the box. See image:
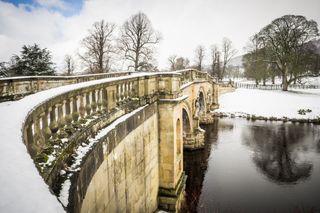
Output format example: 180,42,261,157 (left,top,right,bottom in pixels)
215,88,320,119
